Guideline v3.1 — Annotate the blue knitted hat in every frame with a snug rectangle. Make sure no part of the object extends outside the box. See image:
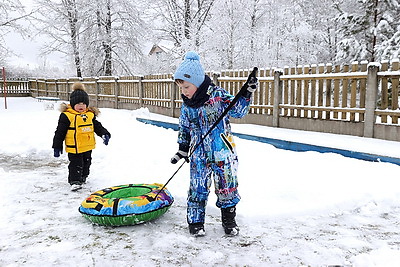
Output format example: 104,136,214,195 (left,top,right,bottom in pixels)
174,51,205,88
